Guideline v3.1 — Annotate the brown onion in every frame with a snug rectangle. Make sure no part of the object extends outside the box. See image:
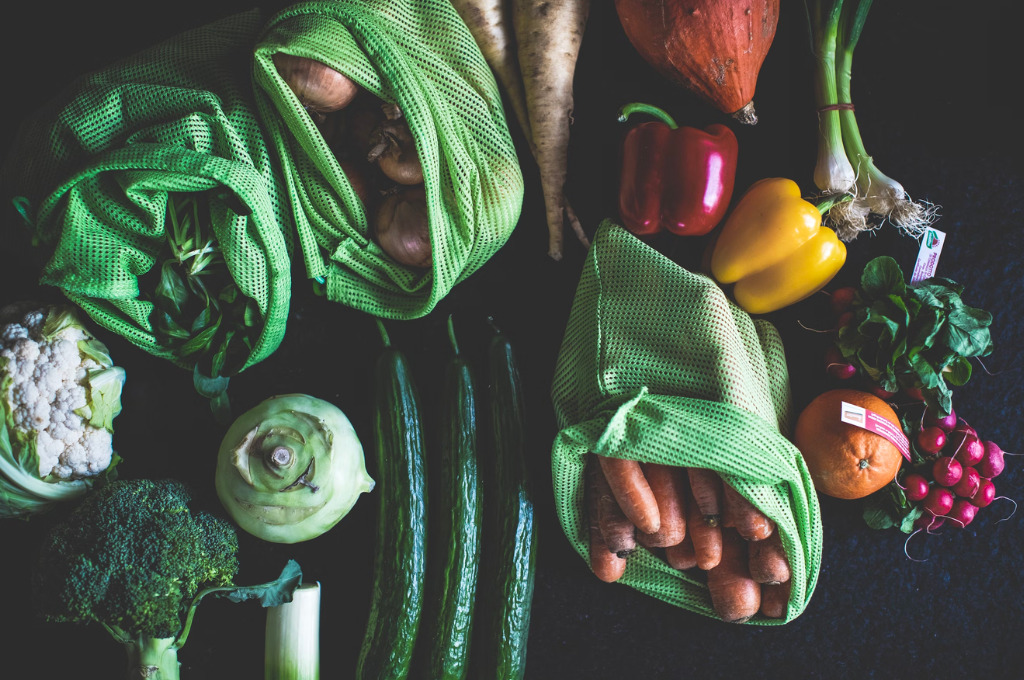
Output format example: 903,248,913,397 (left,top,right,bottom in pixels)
367,119,423,185
273,54,359,115
373,186,431,269
337,158,372,207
